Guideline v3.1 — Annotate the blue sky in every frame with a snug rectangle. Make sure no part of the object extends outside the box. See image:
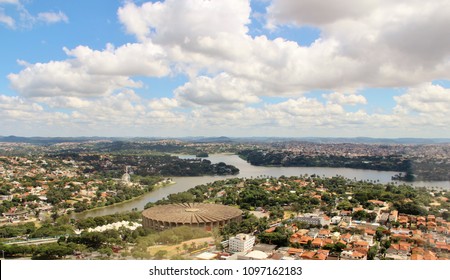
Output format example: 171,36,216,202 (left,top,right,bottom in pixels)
1,0,449,138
